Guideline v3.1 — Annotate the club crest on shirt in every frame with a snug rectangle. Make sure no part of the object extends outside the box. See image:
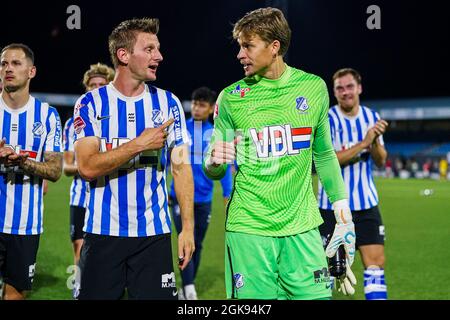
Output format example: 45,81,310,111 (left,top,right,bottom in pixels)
233,273,244,289
32,122,44,136
296,96,309,113
152,110,164,126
